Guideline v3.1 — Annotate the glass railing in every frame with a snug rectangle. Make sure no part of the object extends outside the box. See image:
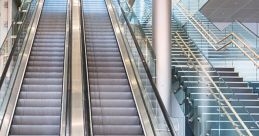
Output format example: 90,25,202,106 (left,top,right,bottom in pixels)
225,21,259,50
0,0,31,76
121,0,259,135
175,3,221,46
192,10,226,40
186,1,259,51
174,1,259,81
175,2,259,133
0,0,38,125
118,0,156,79
174,30,259,136
132,0,152,26
179,0,208,14
112,0,179,135
190,7,259,50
